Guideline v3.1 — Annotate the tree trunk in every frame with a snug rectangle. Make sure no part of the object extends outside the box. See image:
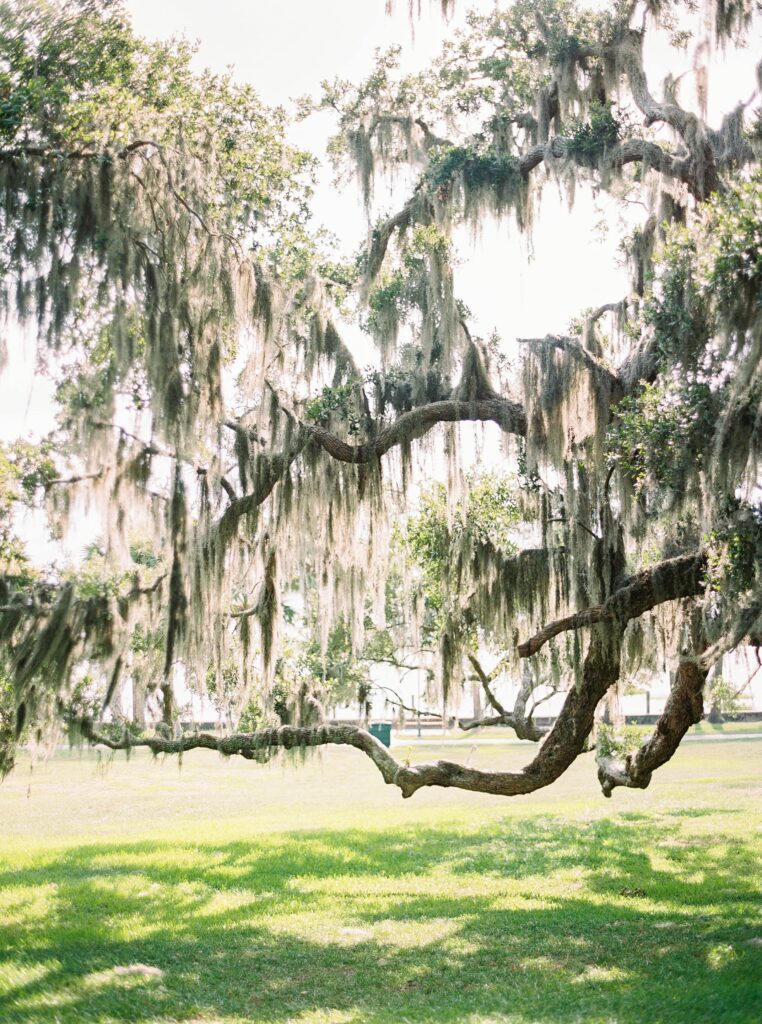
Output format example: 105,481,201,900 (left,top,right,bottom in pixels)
707,703,724,724
131,678,147,729
160,681,175,729
471,680,482,719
